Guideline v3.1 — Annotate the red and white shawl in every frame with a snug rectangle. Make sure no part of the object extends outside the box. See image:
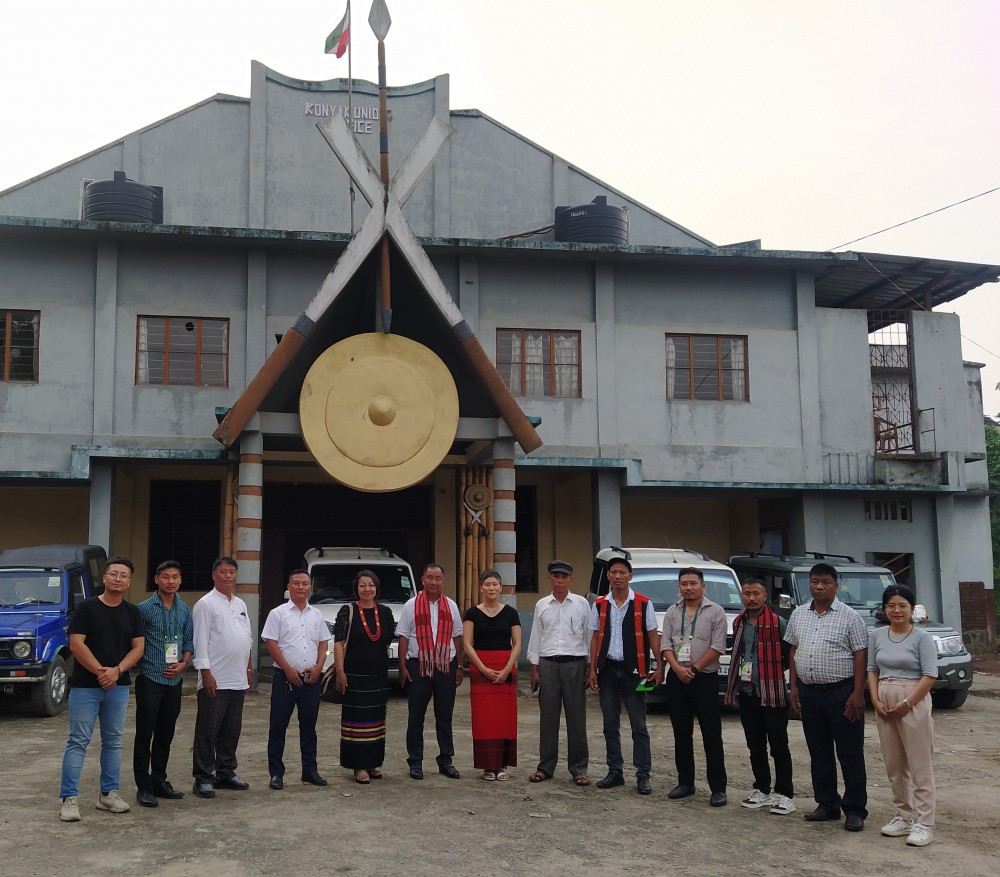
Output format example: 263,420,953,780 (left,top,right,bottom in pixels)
414,591,454,677
725,605,787,708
